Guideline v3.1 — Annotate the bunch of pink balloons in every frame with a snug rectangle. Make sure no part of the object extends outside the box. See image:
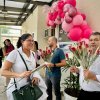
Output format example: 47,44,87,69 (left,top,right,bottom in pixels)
46,0,92,41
